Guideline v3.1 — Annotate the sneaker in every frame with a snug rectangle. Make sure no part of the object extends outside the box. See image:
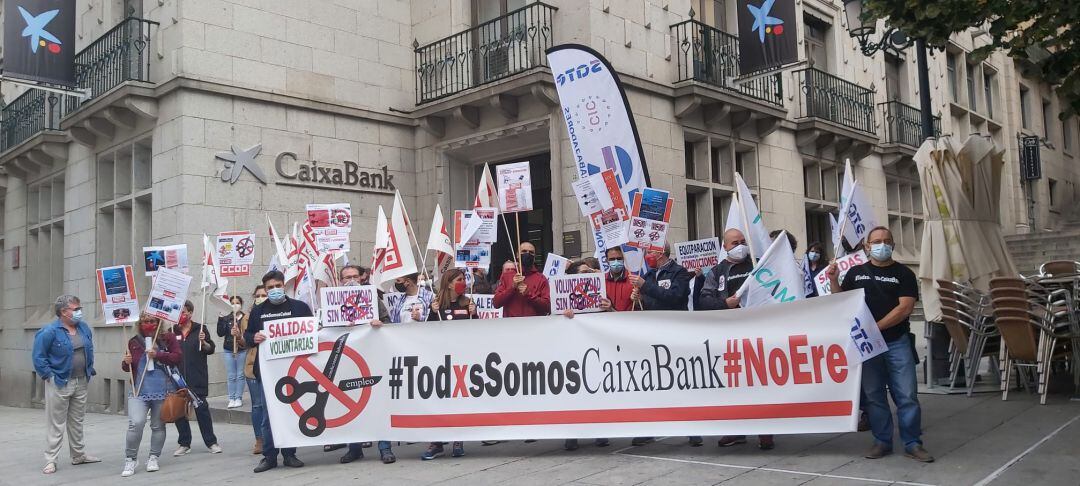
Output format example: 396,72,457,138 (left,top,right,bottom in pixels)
226,399,236,409
688,436,703,447
717,435,747,447
594,438,610,447
121,459,137,477
380,450,397,464
904,445,935,463
865,443,893,459
146,455,160,472
758,436,775,450
421,443,445,460
253,458,277,473
235,398,244,408
451,442,465,457
857,411,871,432
173,446,191,457
208,444,223,454
42,462,57,474
72,454,101,465
631,437,654,446
564,439,579,451
282,456,304,468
